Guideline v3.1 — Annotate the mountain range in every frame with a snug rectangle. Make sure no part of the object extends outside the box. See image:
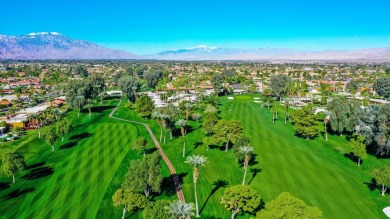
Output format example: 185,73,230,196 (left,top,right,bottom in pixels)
1,33,390,61
0,32,139,59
